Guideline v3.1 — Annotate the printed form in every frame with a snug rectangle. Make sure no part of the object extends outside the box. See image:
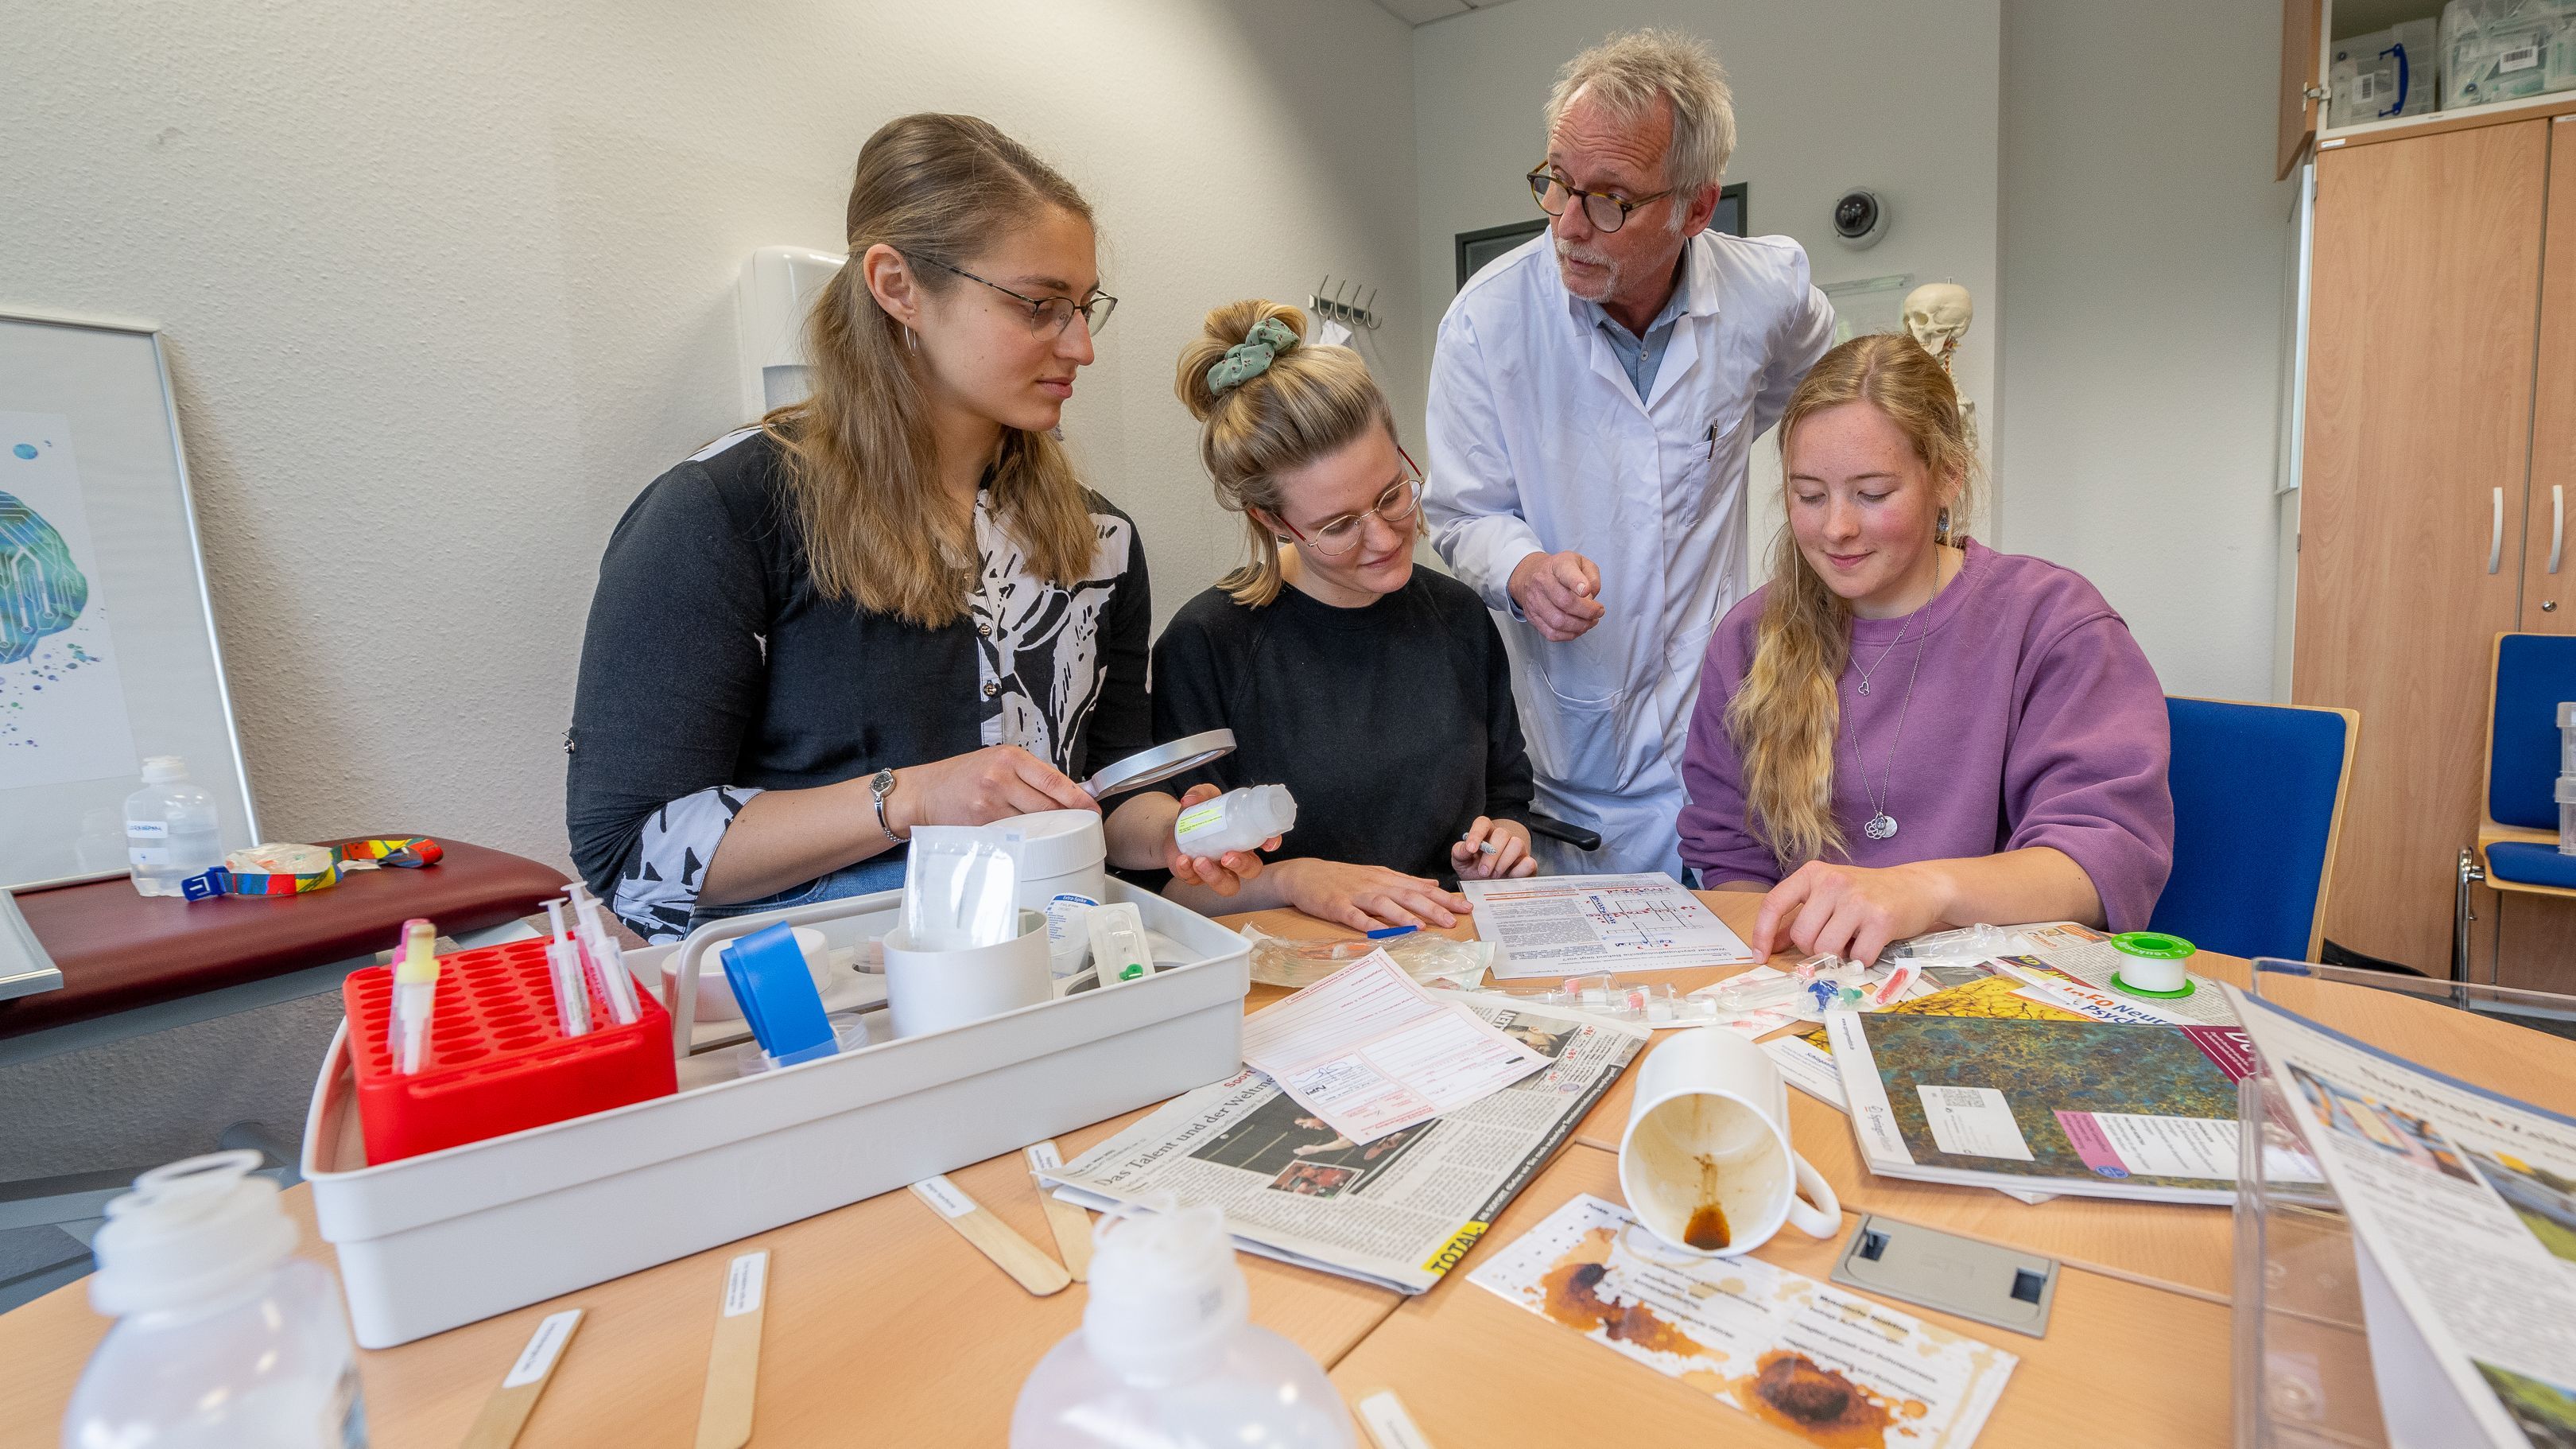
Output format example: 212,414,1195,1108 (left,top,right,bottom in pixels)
1240,949,1550,1144
1462,872,1760,978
